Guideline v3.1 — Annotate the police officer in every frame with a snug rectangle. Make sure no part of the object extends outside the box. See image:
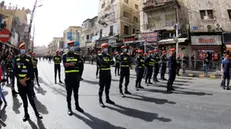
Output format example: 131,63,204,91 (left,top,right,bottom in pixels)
97,43,115,107
221,51,230,90
135,49,145,91
114,51,120,76
153,49,160,82
6,54,18,97
63,41,84,115
54,50,63,84
31,52,40,87
96,51,101,78
176,54,181,76
145,50,154,85
14,43,42,121
167,48,177,93
160,50,168,80
119,45,132,97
